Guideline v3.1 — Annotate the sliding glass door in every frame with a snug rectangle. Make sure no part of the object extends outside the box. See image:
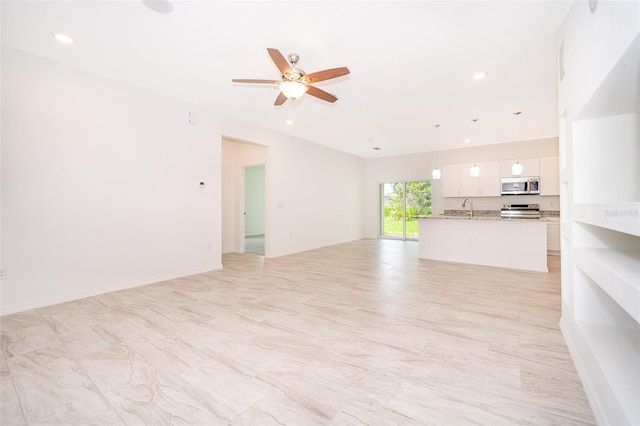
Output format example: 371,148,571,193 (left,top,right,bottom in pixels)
380,181,432,239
